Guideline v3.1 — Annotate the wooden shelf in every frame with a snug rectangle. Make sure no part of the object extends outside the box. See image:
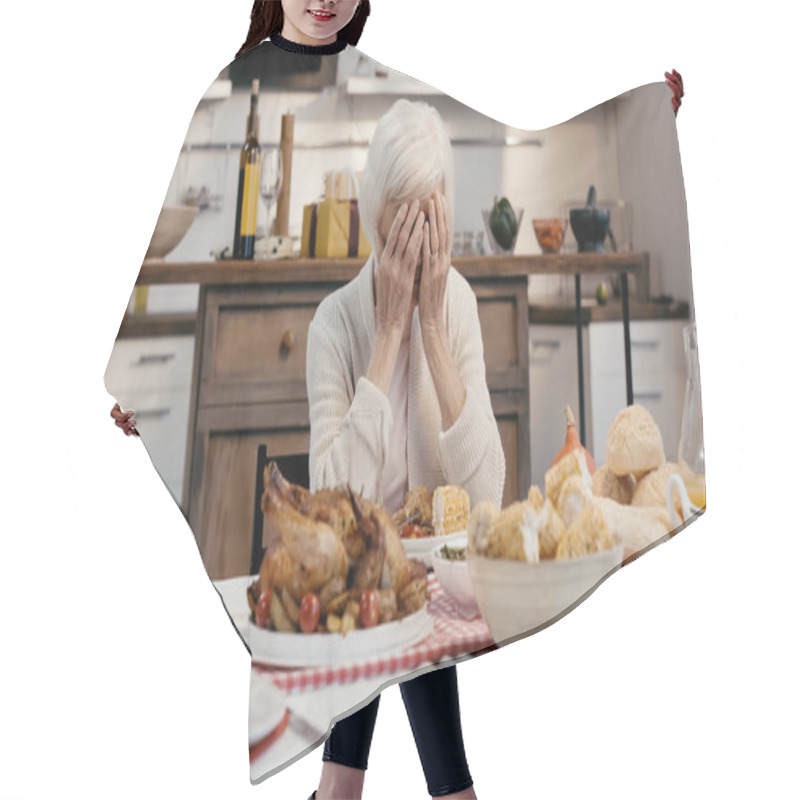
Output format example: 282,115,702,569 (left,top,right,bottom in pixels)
529,298,690,325
116,312,196,339
136,252,649,286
